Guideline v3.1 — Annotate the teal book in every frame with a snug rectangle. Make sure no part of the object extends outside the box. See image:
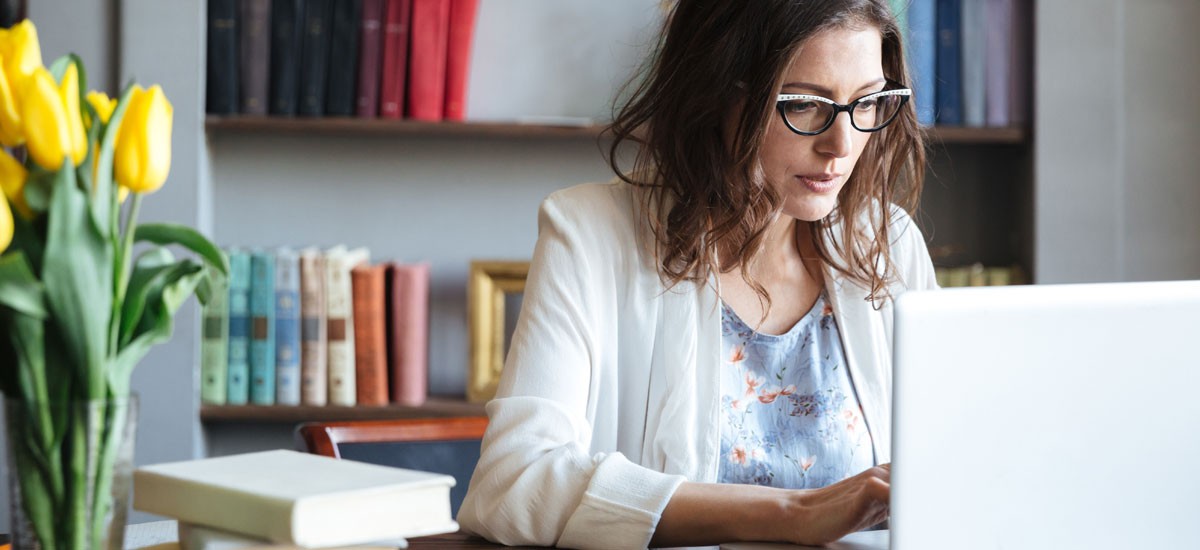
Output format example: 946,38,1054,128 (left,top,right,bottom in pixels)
274,248,302,406
226,250,252,405
200,273,230,405
249,250,277,405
